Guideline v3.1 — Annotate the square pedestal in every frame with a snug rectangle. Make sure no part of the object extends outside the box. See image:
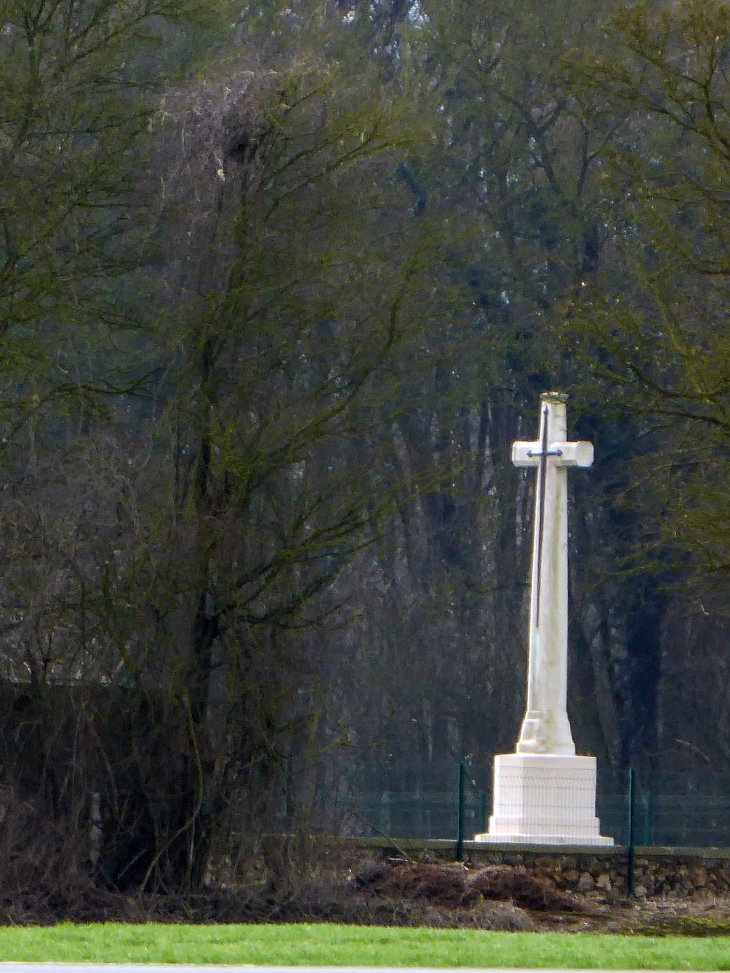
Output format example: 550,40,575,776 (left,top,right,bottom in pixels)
475,753,613,845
